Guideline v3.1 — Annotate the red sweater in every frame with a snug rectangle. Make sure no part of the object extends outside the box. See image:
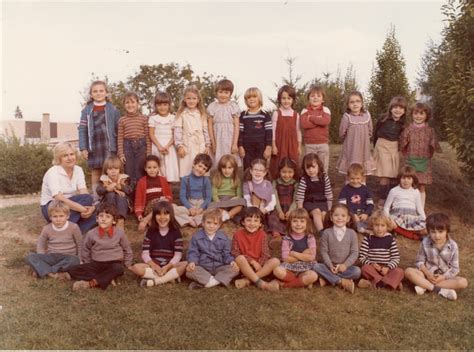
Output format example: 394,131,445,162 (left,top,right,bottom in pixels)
231,228,270,266
134,175,173,217
300,104,331,144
